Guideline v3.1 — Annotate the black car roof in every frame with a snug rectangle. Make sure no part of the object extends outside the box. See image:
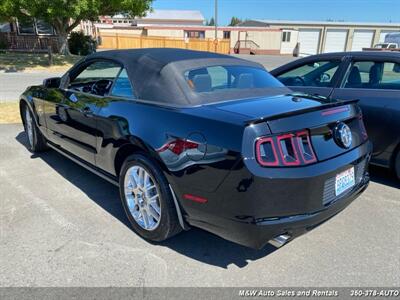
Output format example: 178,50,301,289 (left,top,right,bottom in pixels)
88,48,234,65
82,48,274,106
